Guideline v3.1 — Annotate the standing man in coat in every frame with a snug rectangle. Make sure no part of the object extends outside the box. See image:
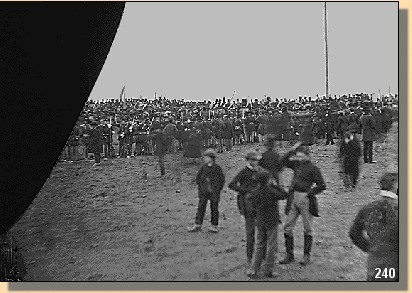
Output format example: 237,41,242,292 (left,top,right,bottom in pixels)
222,115,234,151
349,166,398,281
360,107,377,163
229,150,265,265
154,129,170,176
188,149,225,233
88,121,103,166
259,136,283,186
339,130,362,190
279,142,326,266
